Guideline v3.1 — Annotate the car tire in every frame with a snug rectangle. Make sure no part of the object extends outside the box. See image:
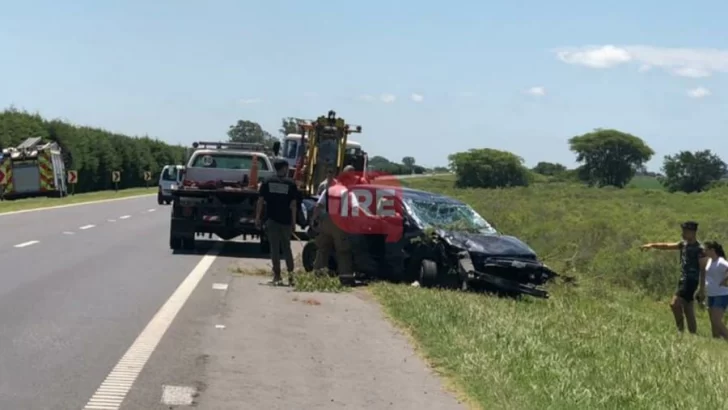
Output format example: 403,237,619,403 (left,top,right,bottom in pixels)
419,259,439,288
157,194,163,205
170,235,182,250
